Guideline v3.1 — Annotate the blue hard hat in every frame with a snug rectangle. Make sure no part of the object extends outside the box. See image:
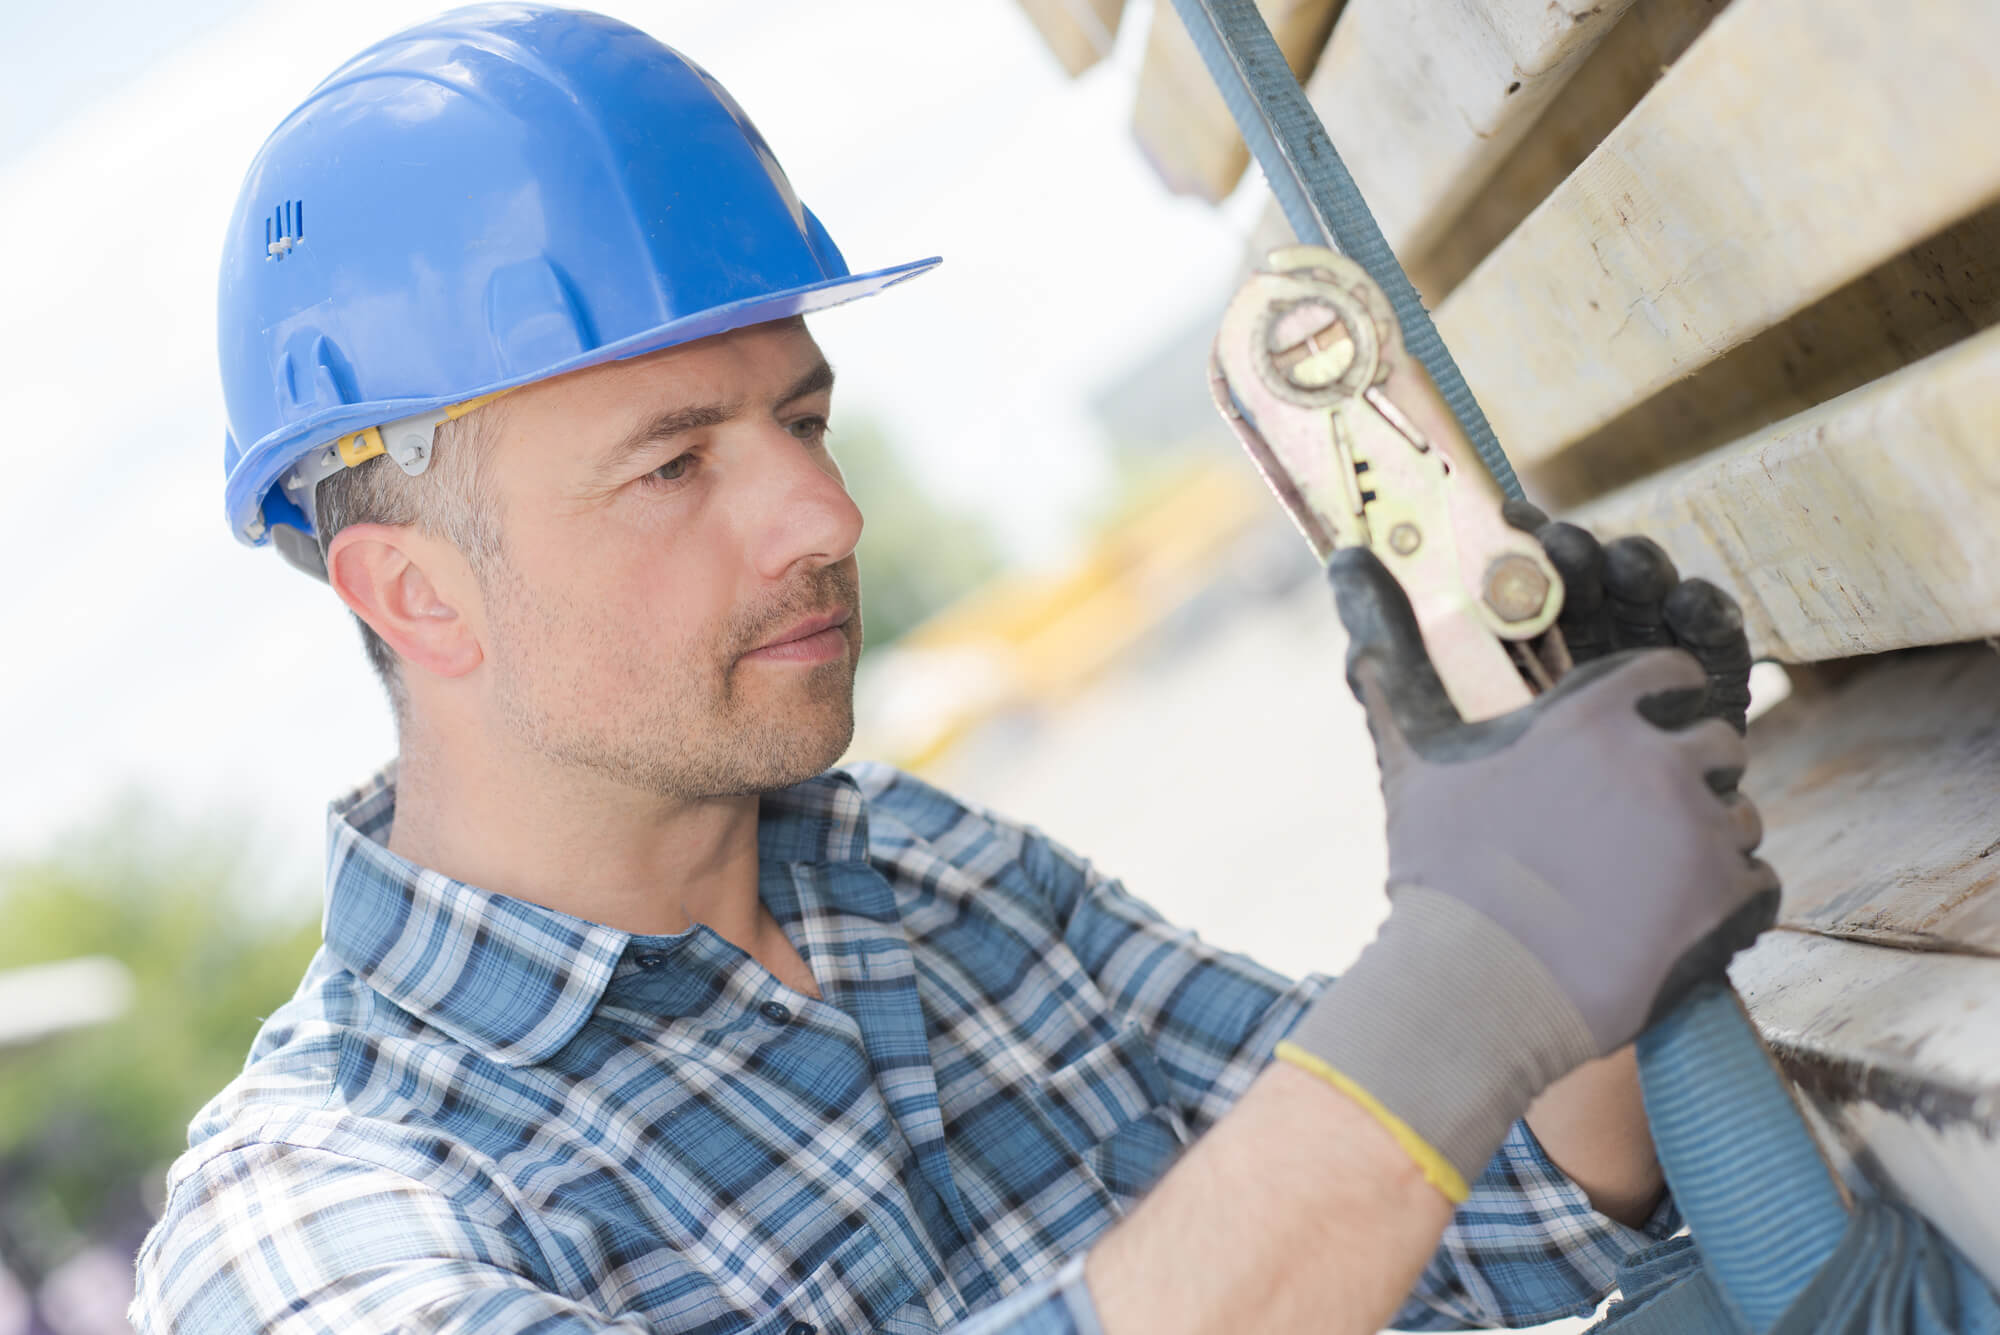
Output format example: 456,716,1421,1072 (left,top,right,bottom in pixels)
219,3,938,556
